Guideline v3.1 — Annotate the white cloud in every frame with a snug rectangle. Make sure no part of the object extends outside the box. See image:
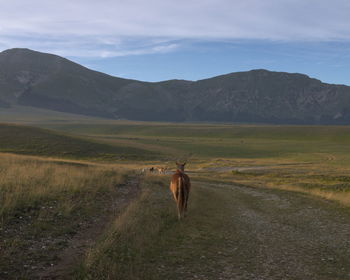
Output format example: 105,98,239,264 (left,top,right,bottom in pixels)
0,0,350,57
0,33,182,58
